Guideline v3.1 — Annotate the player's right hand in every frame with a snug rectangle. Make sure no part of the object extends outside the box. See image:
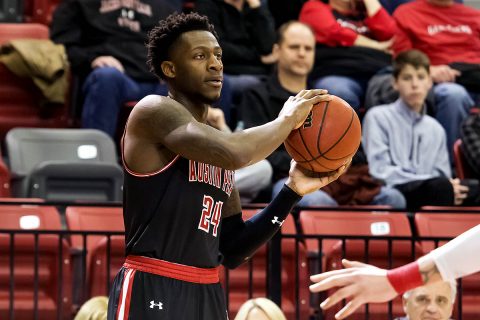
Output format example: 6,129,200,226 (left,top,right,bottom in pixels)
279,89,332,129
